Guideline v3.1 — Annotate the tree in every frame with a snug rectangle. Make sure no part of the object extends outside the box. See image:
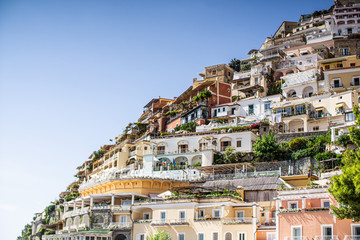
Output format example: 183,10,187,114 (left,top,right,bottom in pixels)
253,133,280,161
329,105,360,221
223,146,236,164
229,58,241,72
147,231,172,240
